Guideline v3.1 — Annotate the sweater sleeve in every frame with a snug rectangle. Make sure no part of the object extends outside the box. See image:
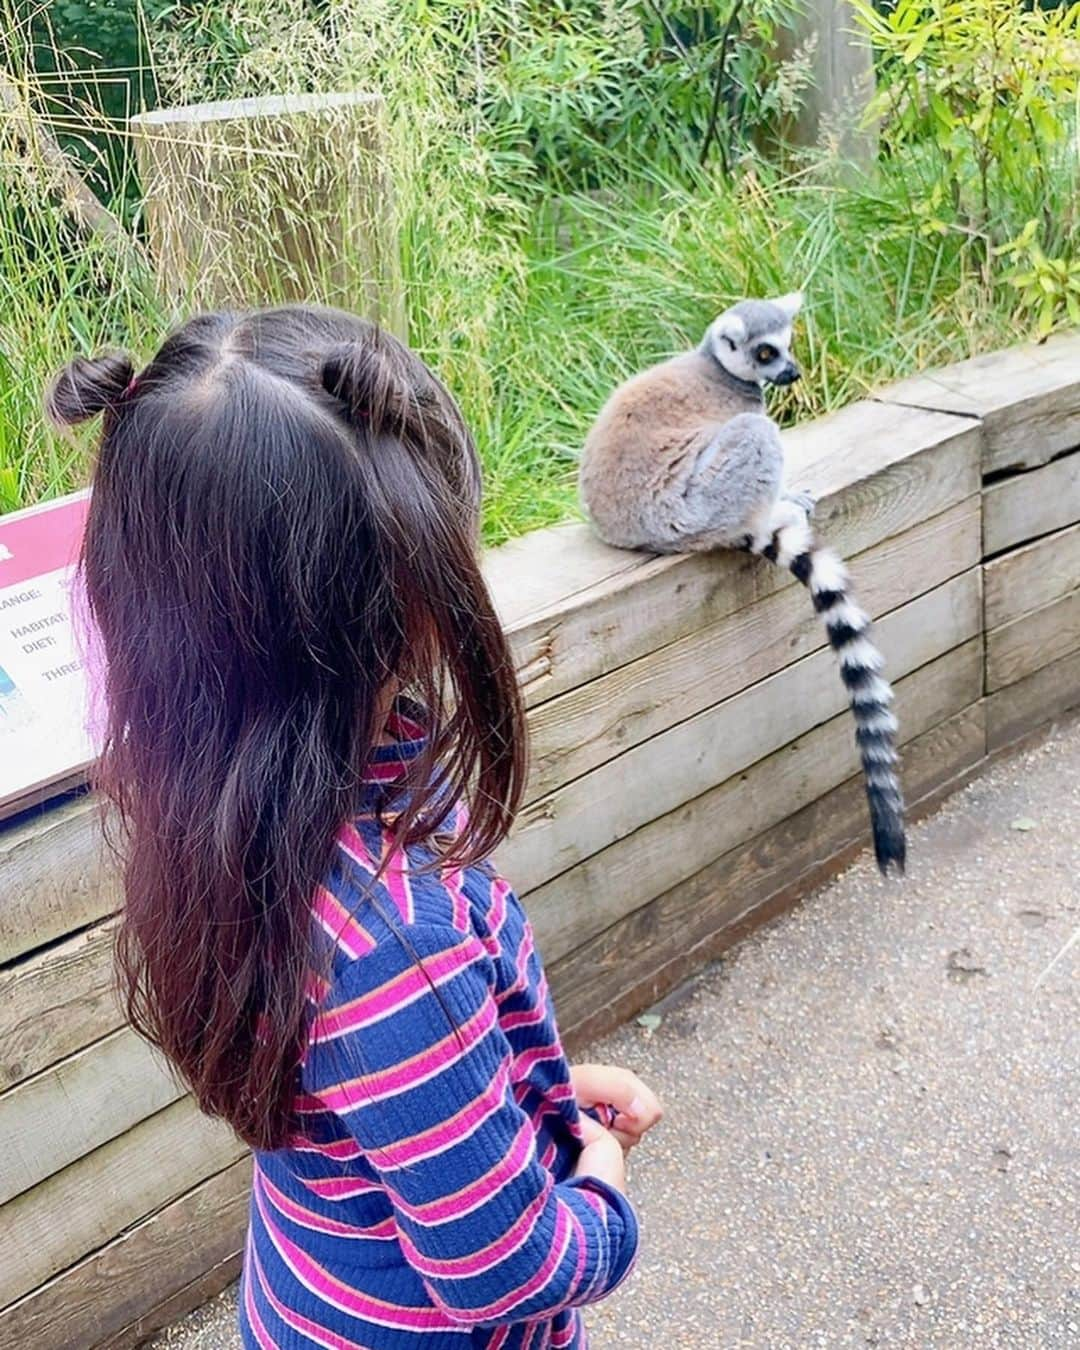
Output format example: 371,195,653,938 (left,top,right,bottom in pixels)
304,921,638,1327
